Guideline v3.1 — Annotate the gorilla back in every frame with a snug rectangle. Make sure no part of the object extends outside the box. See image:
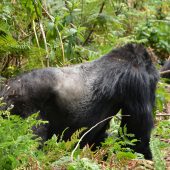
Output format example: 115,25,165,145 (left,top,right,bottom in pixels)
0,44,159,160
